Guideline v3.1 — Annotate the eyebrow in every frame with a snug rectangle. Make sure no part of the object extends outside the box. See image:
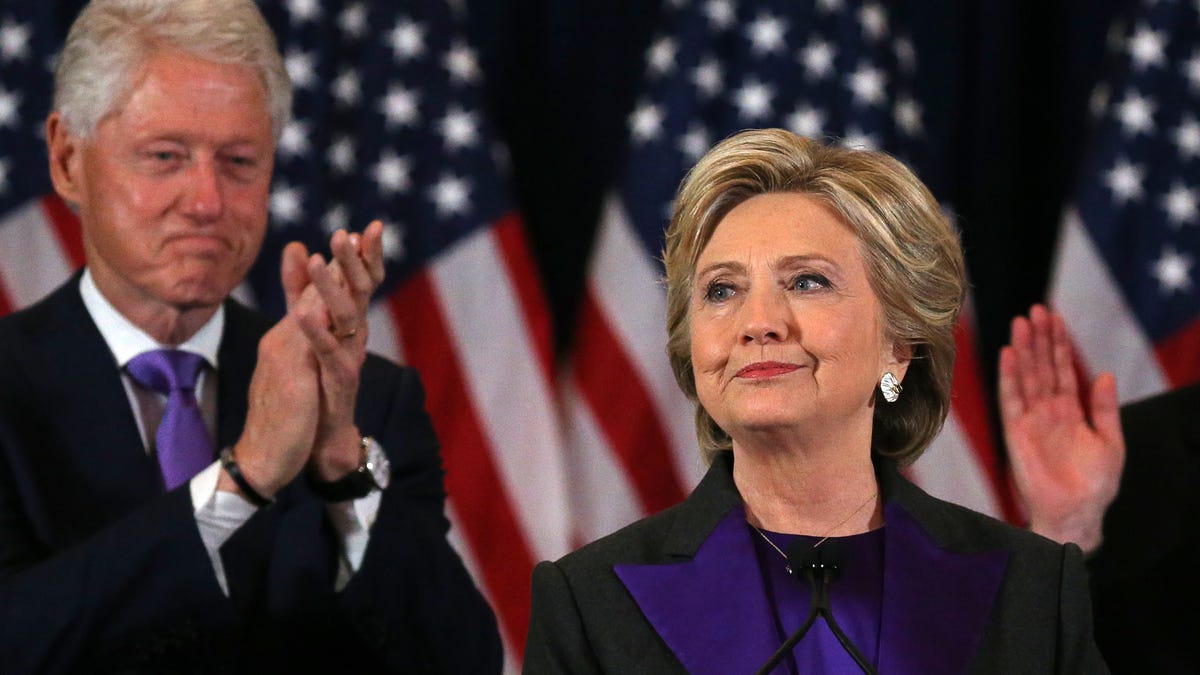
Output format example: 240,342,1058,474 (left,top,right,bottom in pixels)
695,254,839,279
